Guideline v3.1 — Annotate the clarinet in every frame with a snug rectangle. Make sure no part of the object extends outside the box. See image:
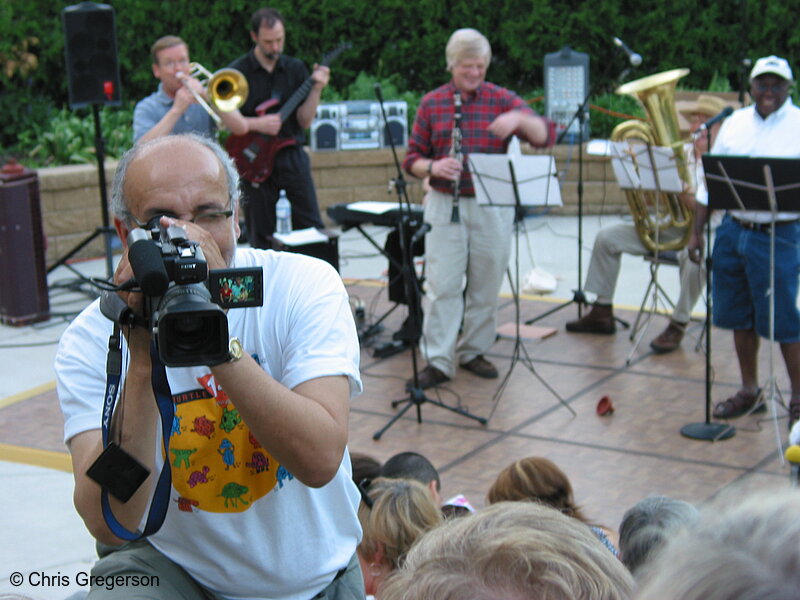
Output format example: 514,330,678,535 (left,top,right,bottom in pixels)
450,91,463,223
